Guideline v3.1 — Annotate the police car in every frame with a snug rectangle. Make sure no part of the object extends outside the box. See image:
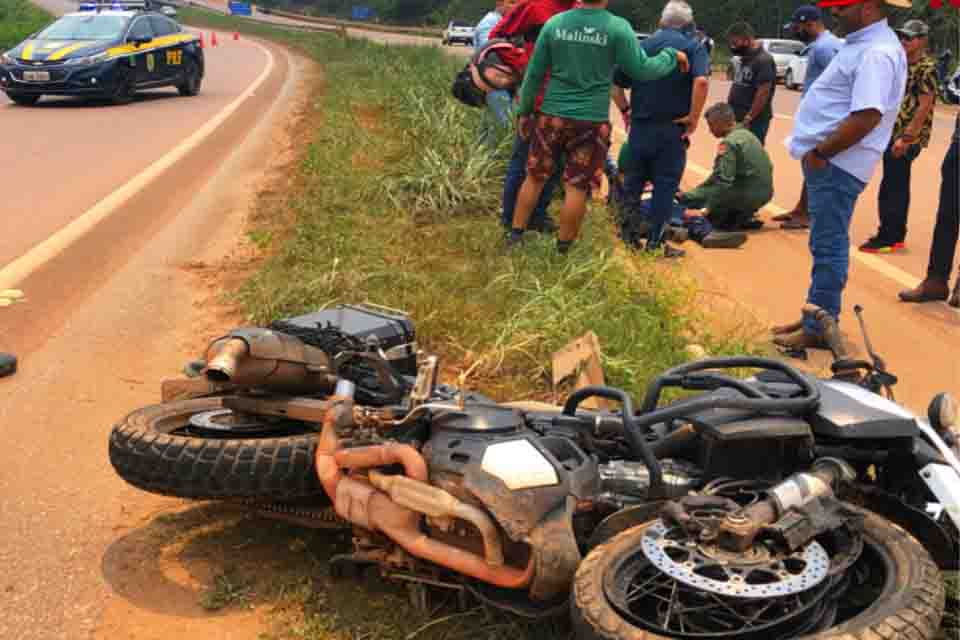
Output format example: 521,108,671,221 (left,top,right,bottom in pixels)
0,1,202,106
